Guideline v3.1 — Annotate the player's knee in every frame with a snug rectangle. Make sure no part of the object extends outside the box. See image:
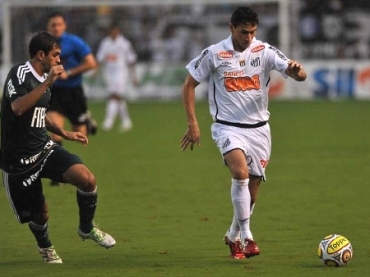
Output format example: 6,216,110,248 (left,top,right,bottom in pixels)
232,169,249,180
79,171,96,192
33,211,49,225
